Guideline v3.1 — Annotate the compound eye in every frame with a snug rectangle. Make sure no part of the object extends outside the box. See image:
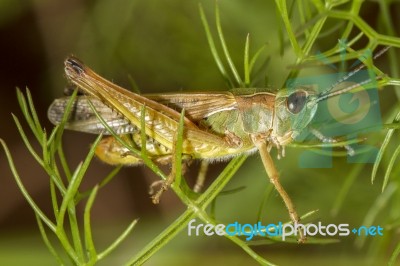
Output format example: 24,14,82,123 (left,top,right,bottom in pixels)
286,90,307,114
